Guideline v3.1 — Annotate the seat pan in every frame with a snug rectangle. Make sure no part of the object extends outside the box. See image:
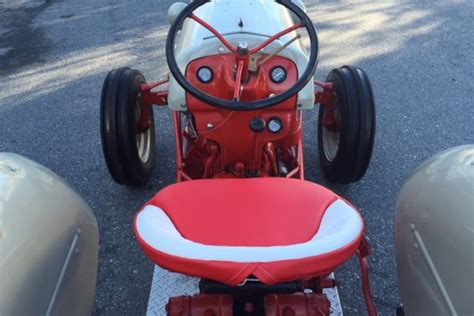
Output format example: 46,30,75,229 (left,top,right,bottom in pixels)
134,178,363,285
